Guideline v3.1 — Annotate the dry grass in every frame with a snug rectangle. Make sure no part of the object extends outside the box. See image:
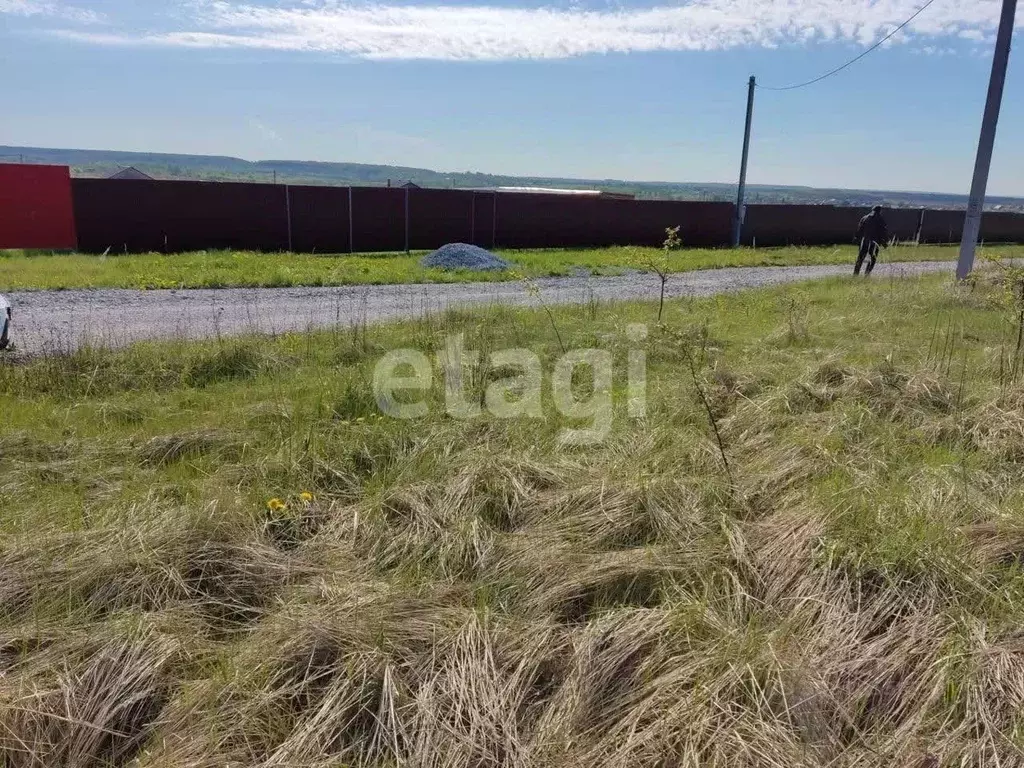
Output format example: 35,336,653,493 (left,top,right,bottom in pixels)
6,268,1024,765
